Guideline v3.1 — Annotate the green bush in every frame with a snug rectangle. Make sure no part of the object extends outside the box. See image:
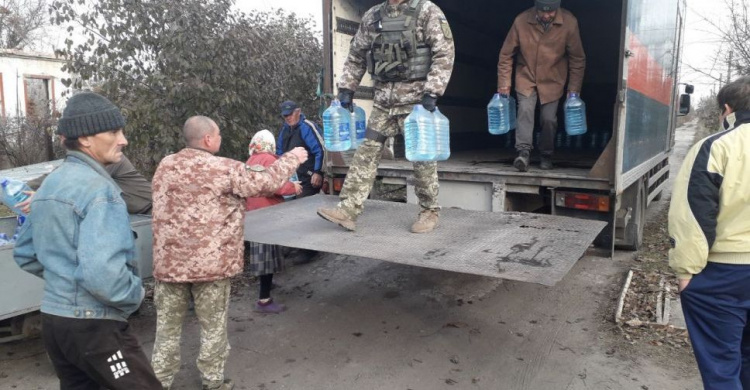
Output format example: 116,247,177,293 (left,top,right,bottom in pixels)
51,0,322,176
